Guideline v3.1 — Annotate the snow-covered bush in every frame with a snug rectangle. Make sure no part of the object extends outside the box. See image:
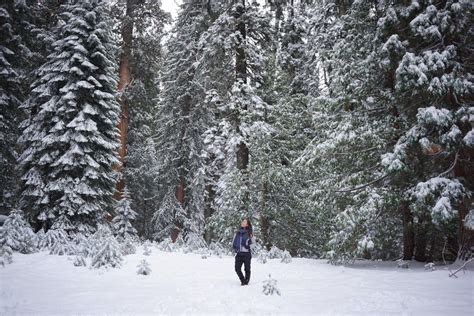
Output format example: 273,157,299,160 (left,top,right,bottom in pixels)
280,250,292,263
137,259,152,275
397,259,410,269
424,262,435,271
0,210,37,256
49,229,76,256
258,249,269,264
143,240,152,256
120,237,137,256
156,237,184,252
90,228,123,269
0,227,14,265
184,232,207,253
71,233,89,257
87,224,113,257
73,255,87,267
262,274,281,296
209,242,228,257
268,246,284,259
